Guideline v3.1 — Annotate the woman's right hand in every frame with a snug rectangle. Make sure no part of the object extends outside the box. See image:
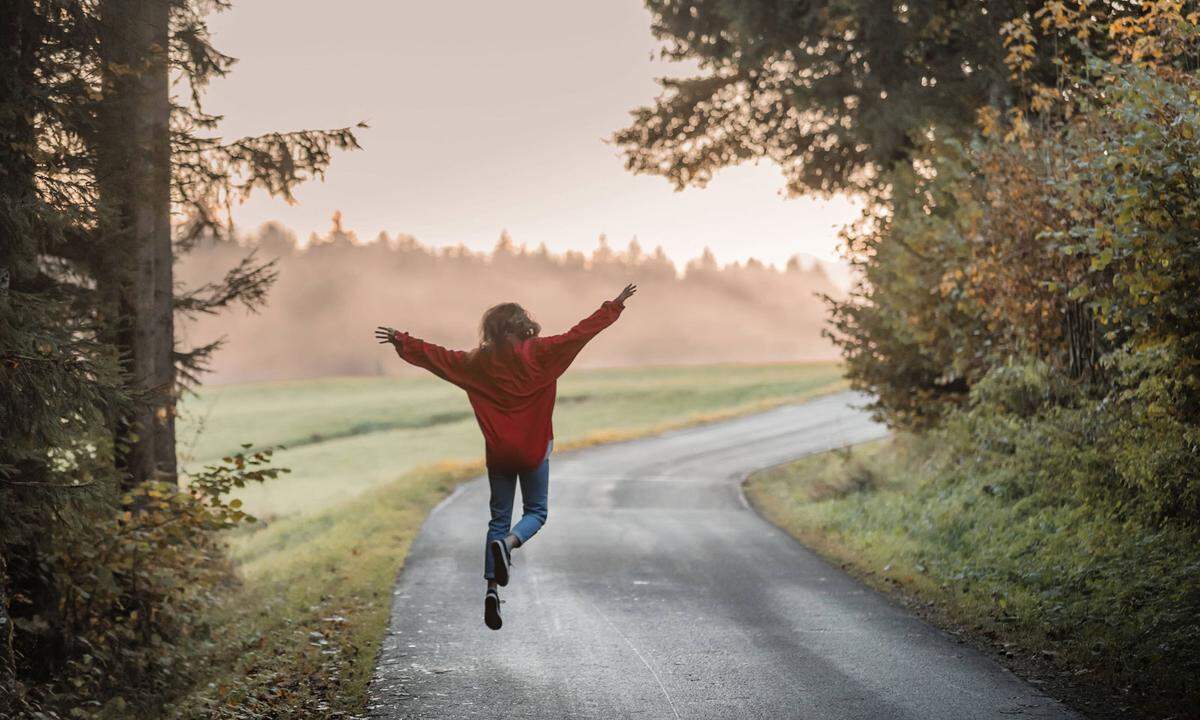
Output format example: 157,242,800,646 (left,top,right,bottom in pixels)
375,326,398,346
614,283,638,305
